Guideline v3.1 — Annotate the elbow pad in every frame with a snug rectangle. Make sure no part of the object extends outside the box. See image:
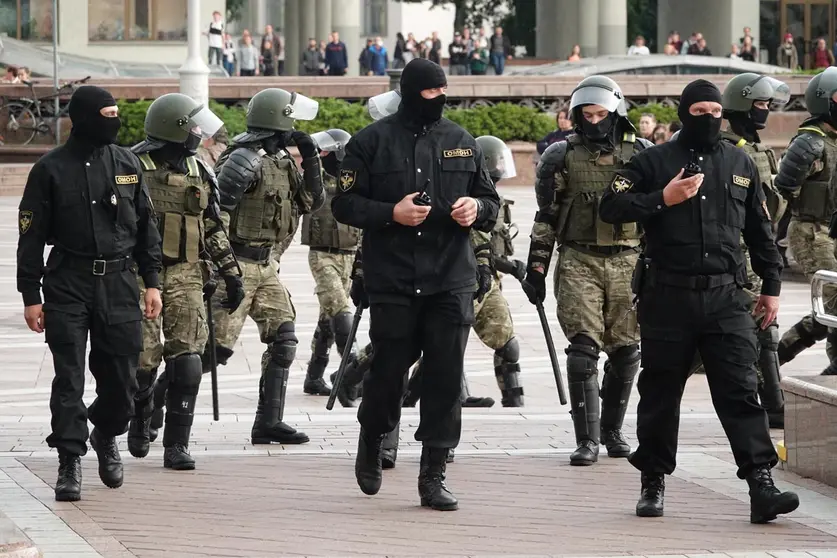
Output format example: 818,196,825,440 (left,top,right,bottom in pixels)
775,133,825,194
217,148,262,211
